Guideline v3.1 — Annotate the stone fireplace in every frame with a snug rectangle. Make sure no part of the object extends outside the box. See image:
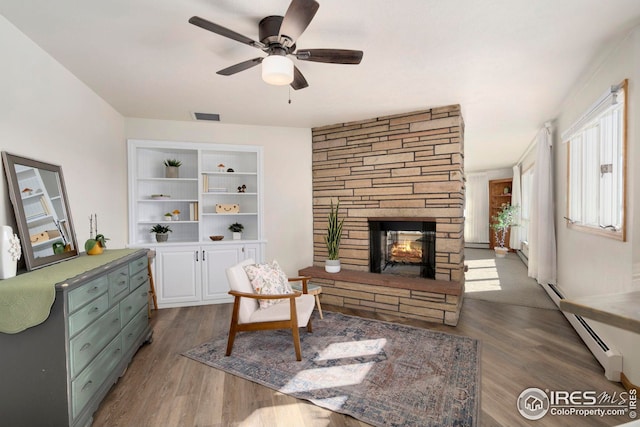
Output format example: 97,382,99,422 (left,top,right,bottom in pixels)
300,105,465,325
